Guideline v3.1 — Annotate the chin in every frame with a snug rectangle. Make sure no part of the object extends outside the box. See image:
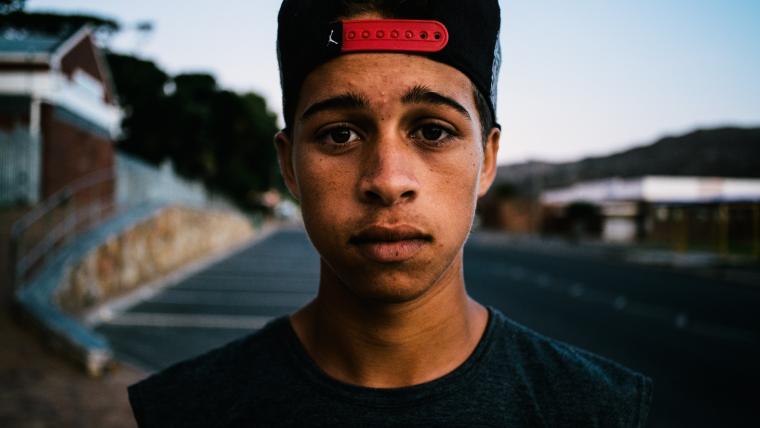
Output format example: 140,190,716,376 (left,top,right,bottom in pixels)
344,277,435,304
329,260,446,304
346,284,431,304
